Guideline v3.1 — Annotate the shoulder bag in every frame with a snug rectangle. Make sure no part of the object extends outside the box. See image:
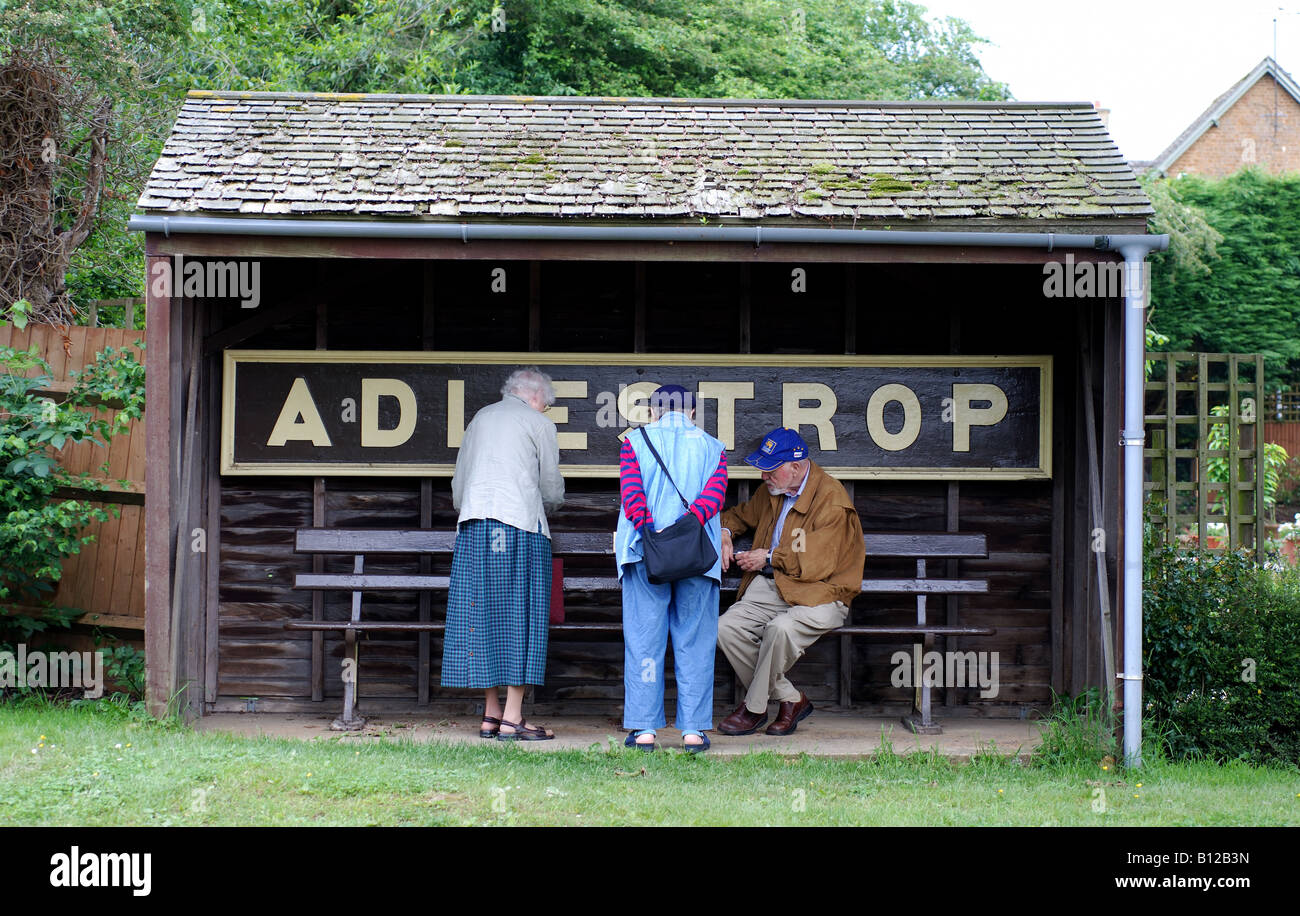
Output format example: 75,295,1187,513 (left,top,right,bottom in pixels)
635,427,719,584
